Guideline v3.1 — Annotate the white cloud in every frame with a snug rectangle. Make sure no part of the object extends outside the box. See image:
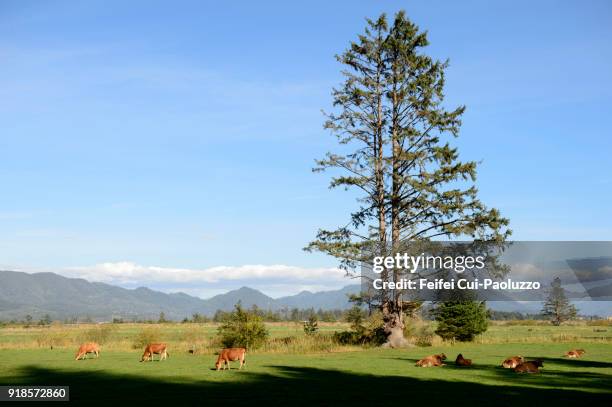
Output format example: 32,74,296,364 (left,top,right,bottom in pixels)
65,262,347,286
